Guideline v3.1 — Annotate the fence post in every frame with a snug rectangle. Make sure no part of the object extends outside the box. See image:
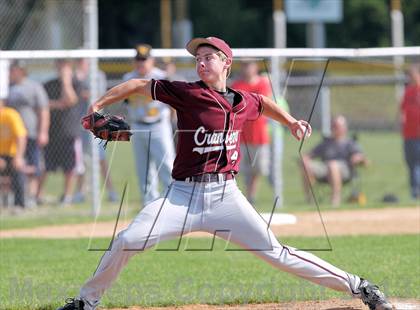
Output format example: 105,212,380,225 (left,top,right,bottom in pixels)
84,0,100,216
